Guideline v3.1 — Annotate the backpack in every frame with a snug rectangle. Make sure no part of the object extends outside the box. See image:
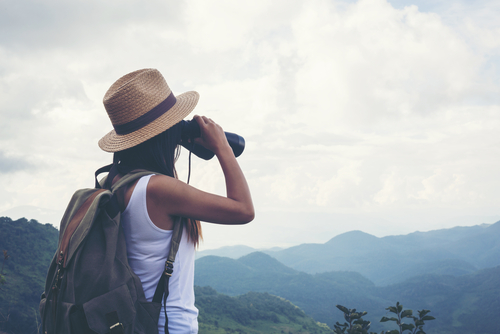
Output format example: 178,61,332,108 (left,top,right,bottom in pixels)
39,166,183,334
